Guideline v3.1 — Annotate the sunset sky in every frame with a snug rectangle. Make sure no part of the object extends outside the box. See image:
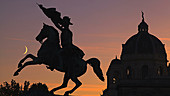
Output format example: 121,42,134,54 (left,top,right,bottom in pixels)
1,0,170,96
